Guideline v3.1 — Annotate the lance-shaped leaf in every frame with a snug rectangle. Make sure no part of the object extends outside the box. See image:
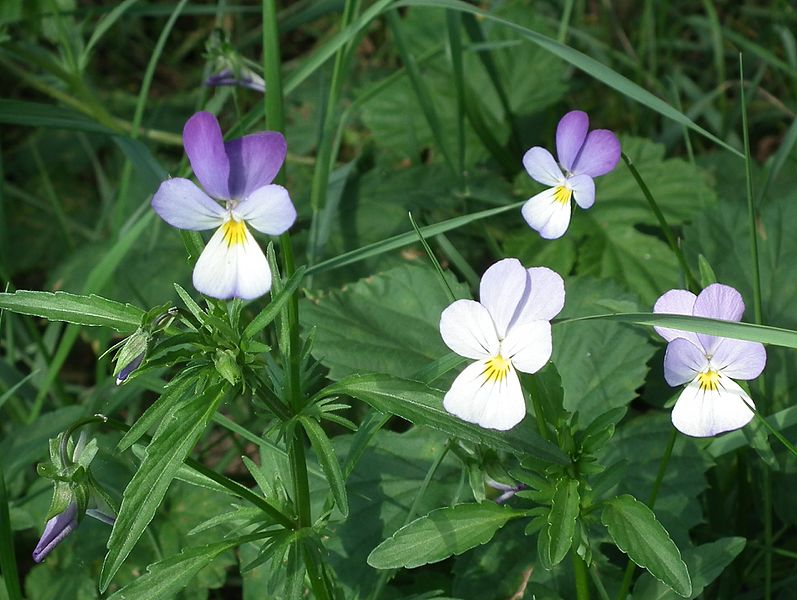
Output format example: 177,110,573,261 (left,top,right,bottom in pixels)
99,384,227,591
602,494,692,597
545,478,580,566
300,416,349,517
0,291,144,332
367,503,521,569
